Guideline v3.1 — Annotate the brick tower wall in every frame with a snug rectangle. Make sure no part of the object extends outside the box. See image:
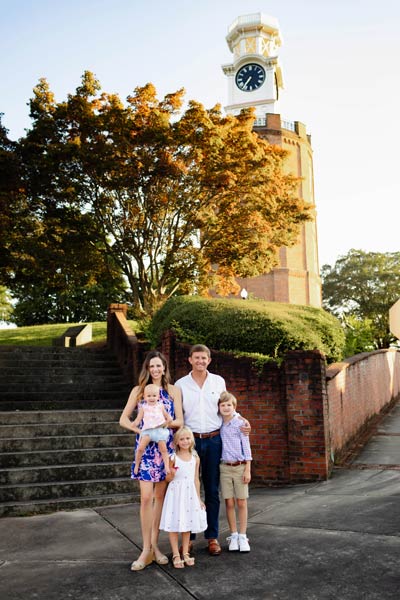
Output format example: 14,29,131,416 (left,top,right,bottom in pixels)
236,114,322,308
